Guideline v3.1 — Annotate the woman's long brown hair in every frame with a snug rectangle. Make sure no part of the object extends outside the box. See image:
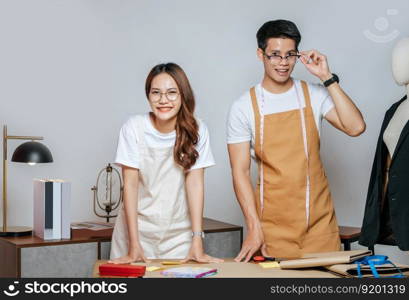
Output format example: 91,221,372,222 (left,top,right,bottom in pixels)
145,63,199,170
